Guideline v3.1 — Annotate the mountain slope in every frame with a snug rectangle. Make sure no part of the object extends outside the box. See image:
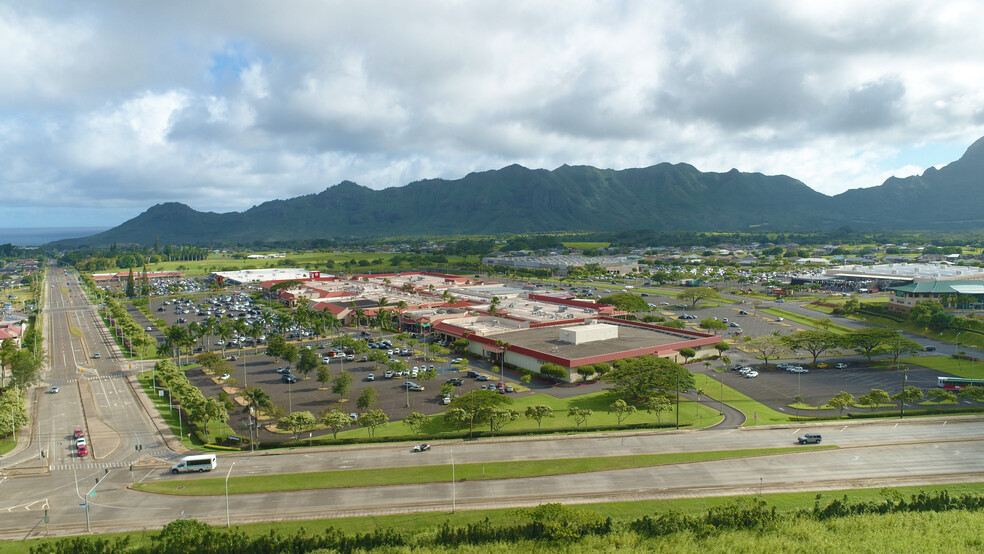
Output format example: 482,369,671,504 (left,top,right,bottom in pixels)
50,136,984,247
